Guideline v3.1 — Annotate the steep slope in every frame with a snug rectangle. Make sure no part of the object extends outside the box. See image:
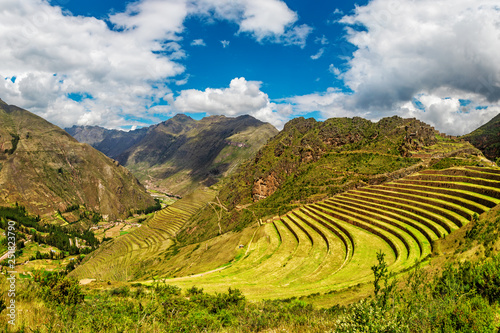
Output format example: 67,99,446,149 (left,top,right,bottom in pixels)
71,115,492,288
462,112,500,161
121,114,278,195
178,116,487,244
69,114,279,196
65,125,148,159
0,98,155,221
